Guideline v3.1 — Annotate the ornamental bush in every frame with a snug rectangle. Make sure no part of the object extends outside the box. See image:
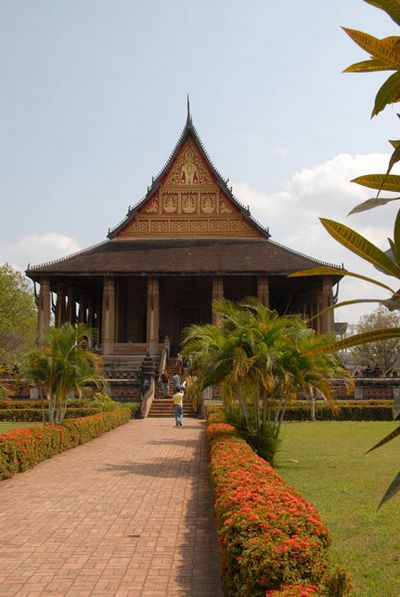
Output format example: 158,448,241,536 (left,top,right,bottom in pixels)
0,405,134,480
207,423,351,596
